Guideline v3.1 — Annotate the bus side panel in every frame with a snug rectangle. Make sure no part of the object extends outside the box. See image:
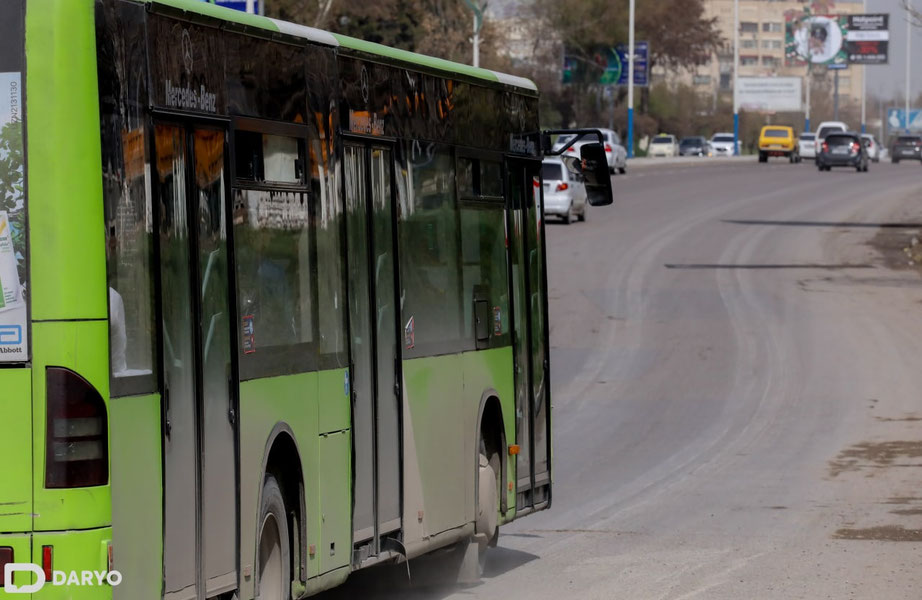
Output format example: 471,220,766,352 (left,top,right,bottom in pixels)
31,321,111,532
0,369,32,534
462,346,517,524
110,393,163,600
26,0,106,322
401,355,465,541
238,373,320,600
31,527,113,599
